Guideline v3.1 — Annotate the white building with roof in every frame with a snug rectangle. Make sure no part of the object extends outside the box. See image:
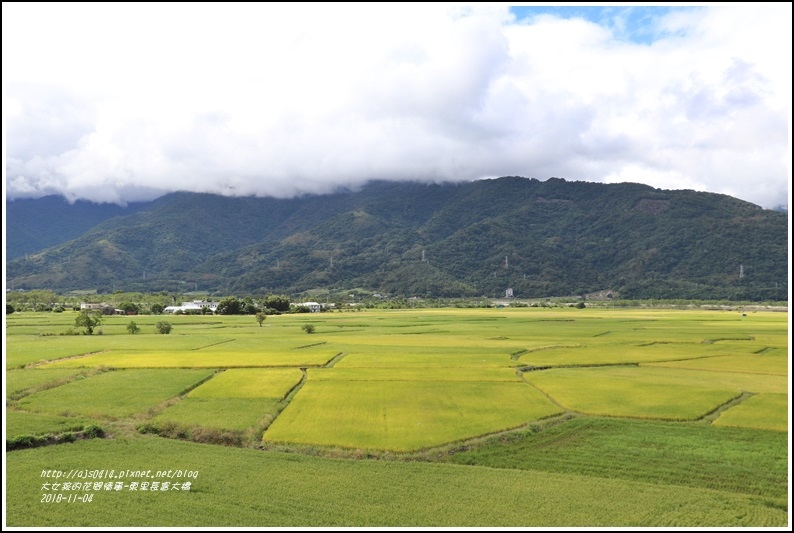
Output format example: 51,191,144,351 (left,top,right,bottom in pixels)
163,300,220,314
292,301,322,313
